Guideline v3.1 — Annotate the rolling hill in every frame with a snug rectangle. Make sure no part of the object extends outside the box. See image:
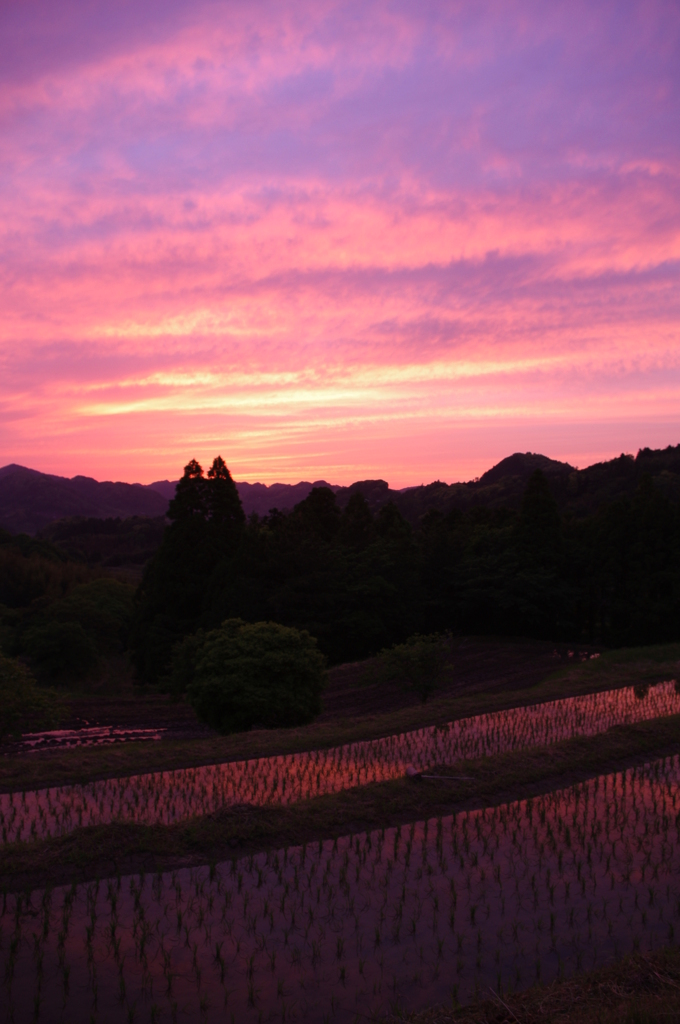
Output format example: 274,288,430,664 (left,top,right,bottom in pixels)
2,443,680,537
